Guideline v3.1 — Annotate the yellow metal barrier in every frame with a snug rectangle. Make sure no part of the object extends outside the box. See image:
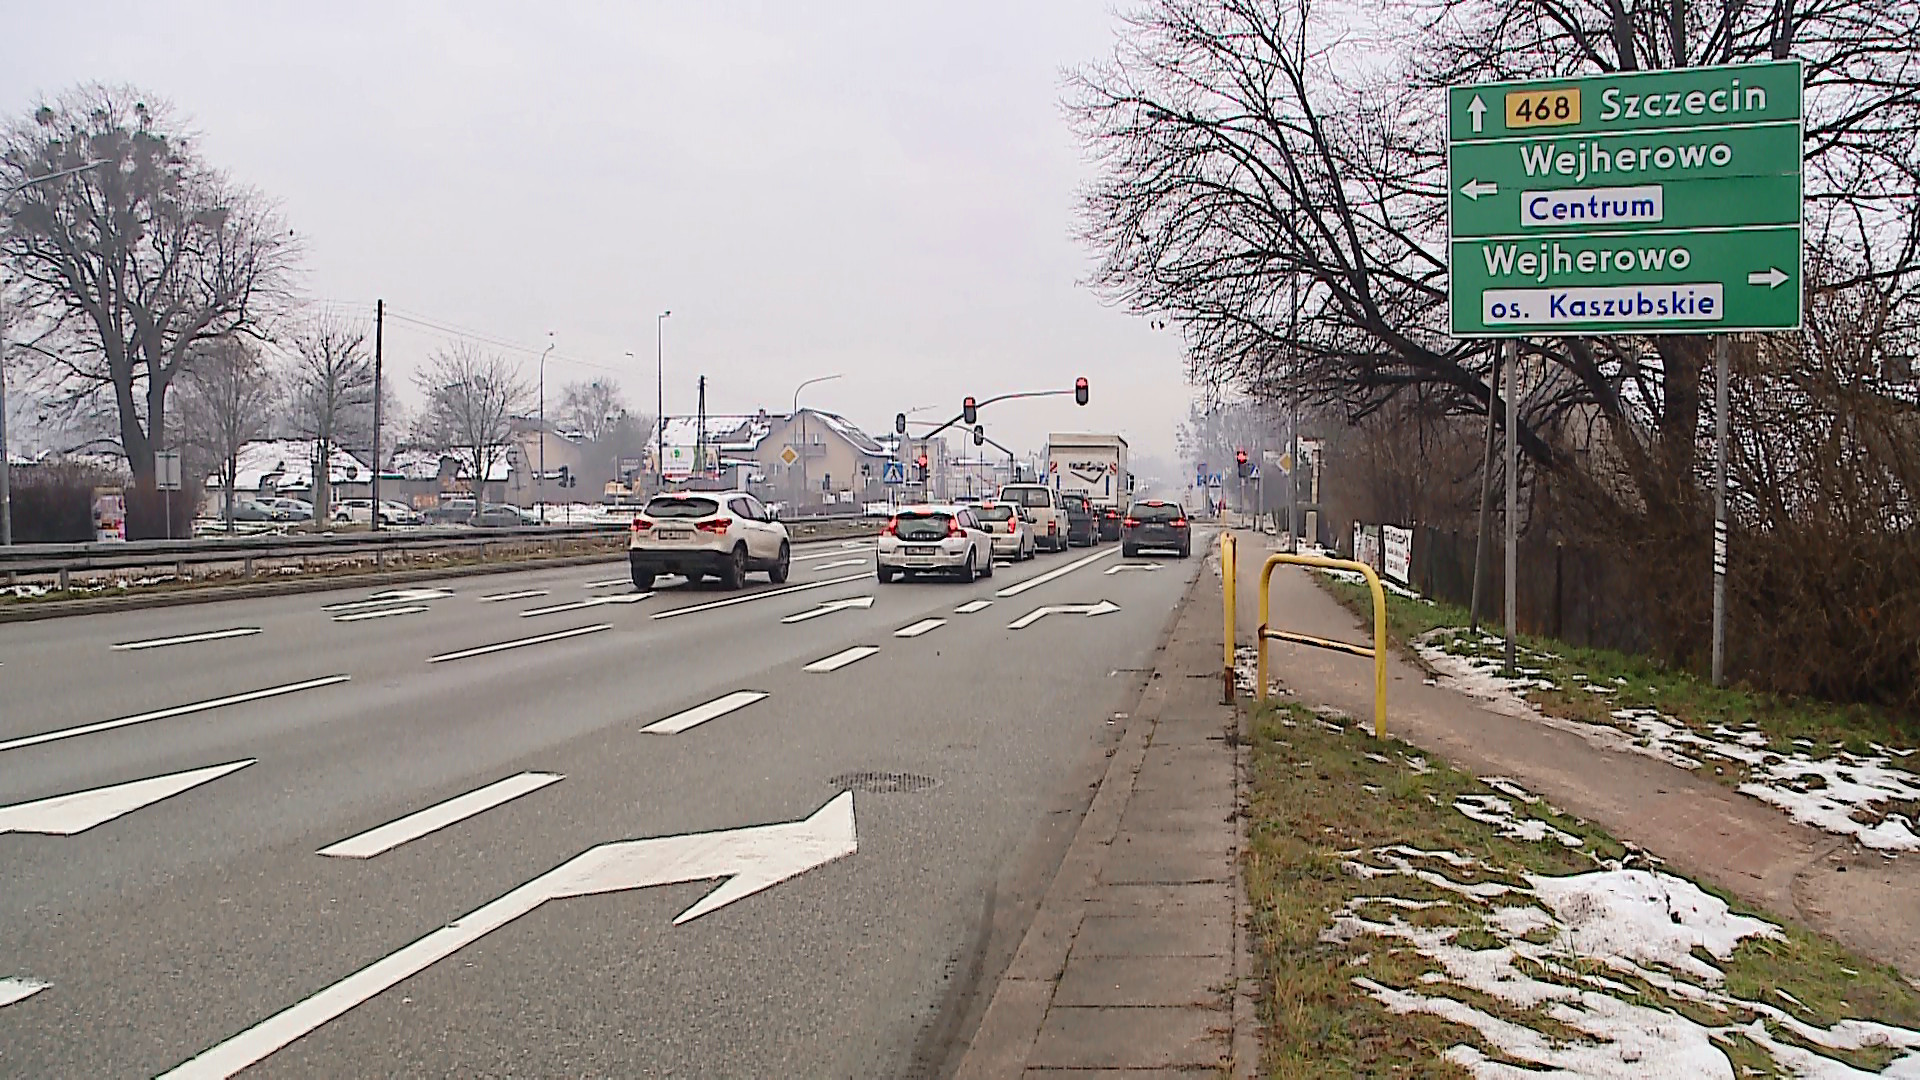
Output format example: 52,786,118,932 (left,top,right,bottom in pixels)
1220,530,1238,704
1257,554,1388,738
